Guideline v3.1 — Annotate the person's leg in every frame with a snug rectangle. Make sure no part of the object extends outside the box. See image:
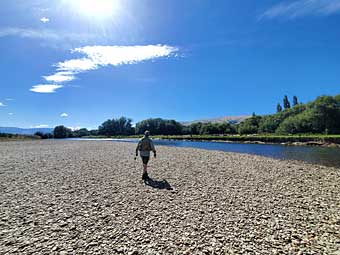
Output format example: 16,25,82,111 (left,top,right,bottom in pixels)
141,157,150,179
